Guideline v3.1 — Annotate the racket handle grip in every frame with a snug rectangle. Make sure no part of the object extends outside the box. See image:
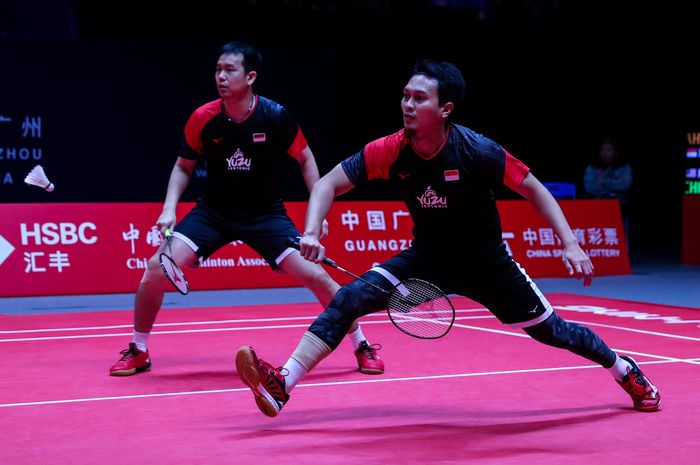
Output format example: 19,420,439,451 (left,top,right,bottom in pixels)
286,236,338,268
